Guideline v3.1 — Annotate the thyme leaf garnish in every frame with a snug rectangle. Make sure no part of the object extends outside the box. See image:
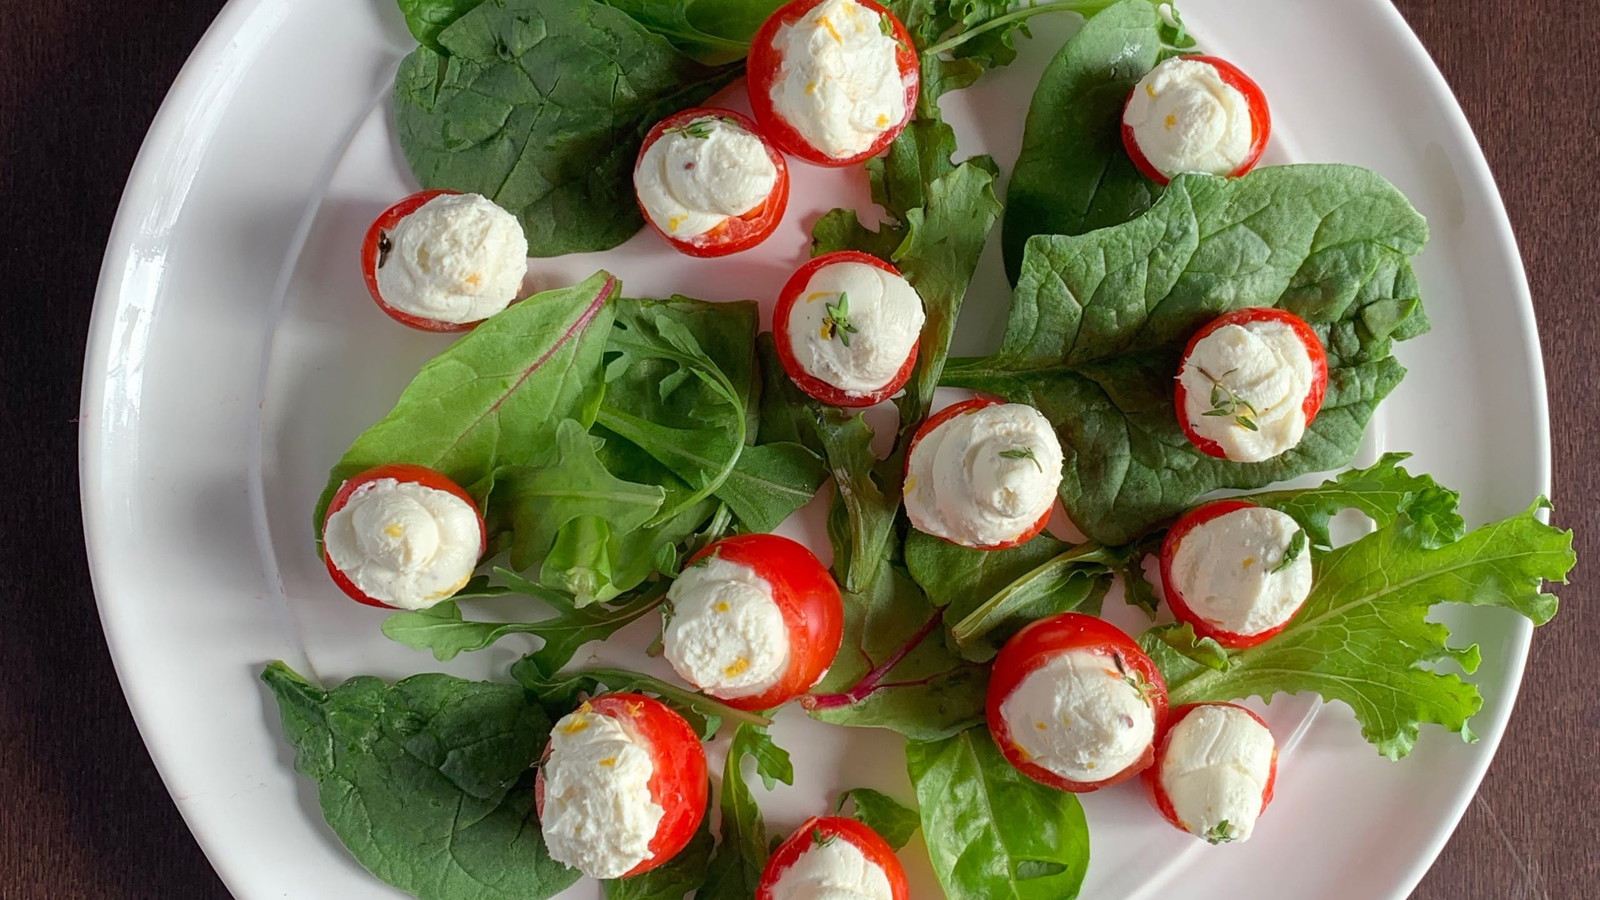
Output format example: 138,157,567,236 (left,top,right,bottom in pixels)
821,292,860,347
